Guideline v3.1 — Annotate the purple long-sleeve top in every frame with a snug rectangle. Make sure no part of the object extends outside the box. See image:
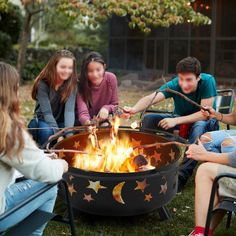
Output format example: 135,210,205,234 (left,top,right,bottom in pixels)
76,72,118,125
